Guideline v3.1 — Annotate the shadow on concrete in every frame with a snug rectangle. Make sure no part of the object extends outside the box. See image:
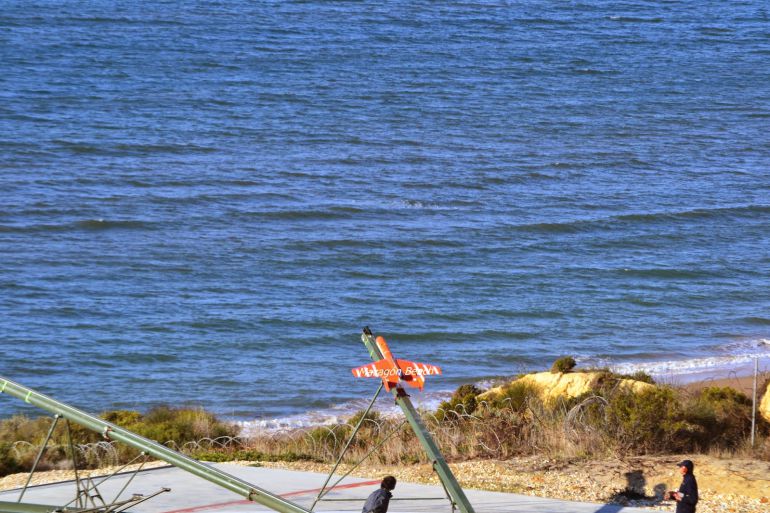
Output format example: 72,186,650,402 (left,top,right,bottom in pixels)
594,469,666,511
